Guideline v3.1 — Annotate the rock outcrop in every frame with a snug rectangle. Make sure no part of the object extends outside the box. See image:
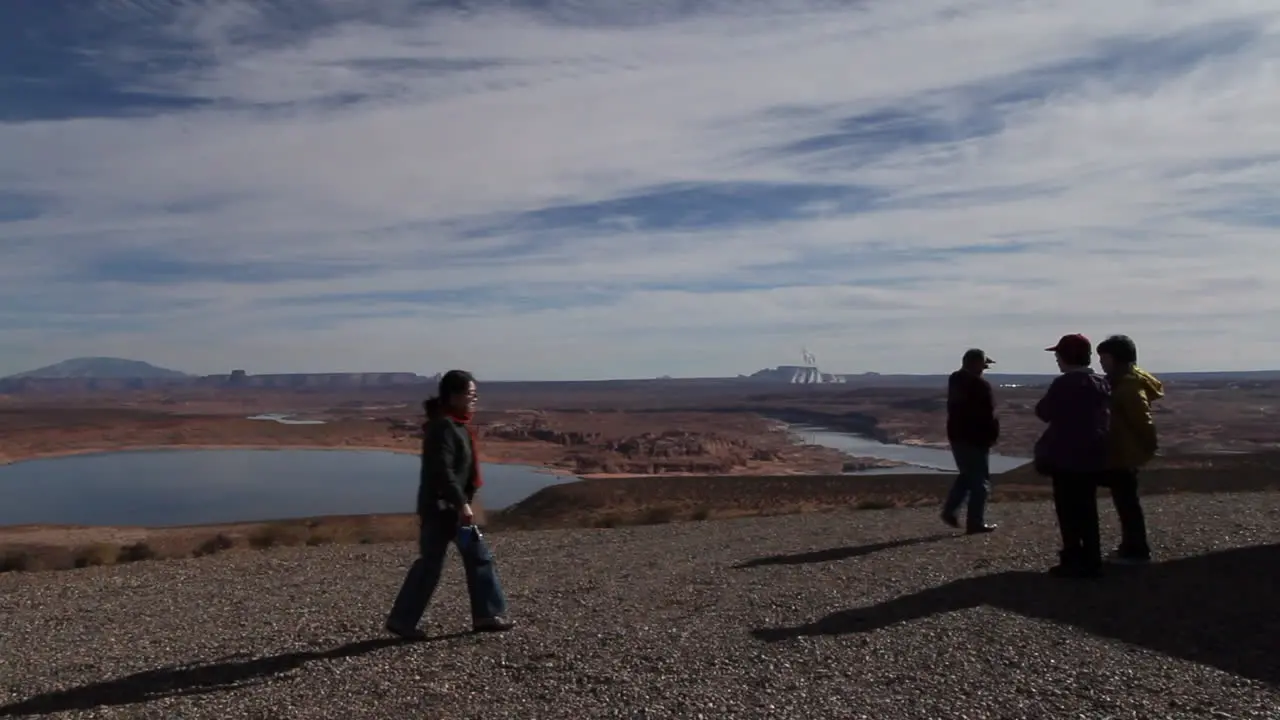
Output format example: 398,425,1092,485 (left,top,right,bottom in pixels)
748,366,846,384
